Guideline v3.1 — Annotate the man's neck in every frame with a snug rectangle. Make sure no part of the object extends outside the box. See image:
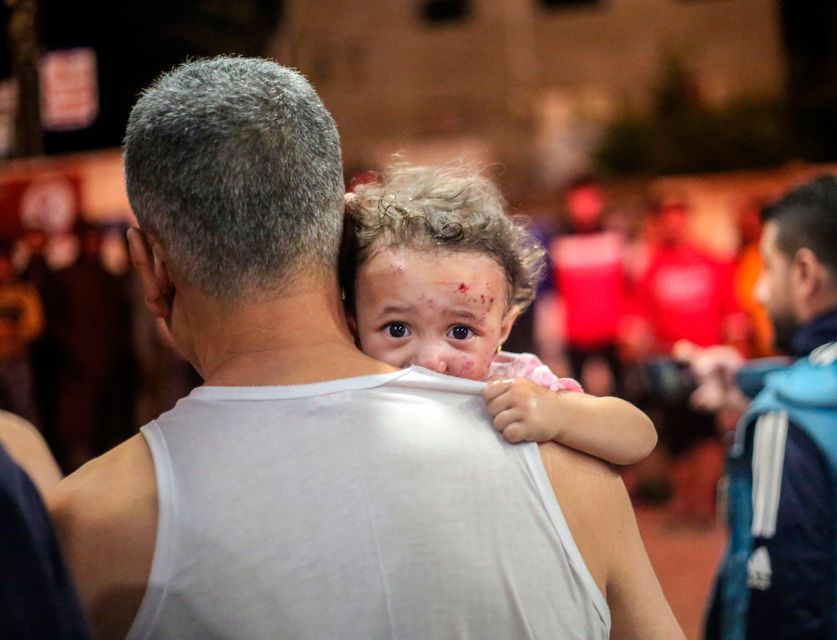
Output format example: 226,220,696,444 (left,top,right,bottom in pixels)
178,278,395,386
